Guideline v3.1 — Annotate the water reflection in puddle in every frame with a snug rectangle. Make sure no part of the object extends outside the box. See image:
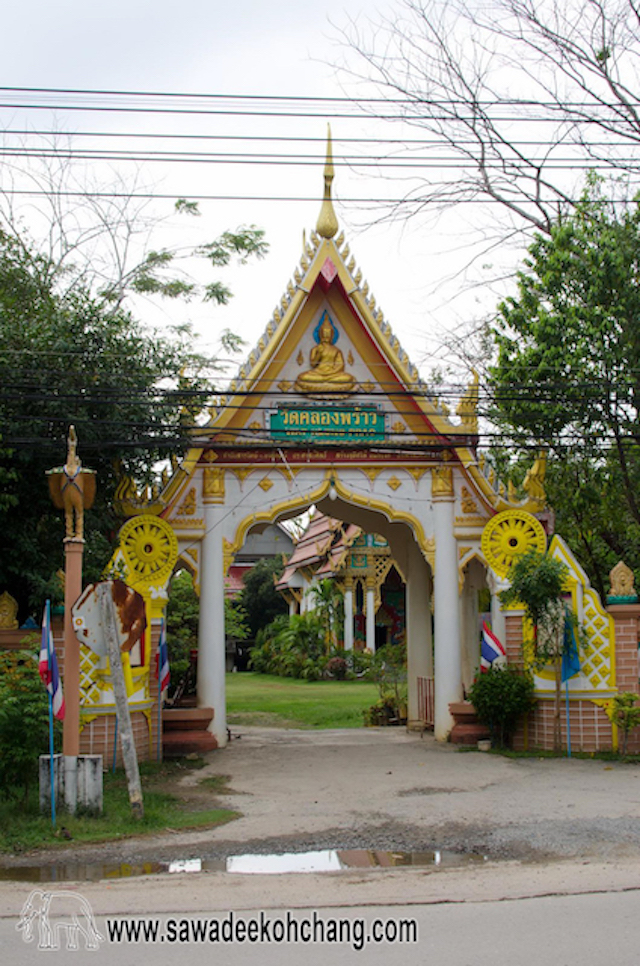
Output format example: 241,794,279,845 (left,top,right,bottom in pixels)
0,848,488,883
